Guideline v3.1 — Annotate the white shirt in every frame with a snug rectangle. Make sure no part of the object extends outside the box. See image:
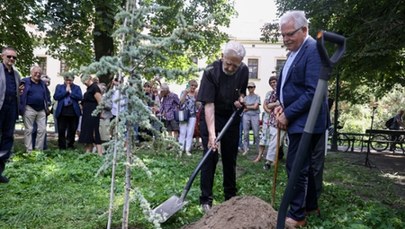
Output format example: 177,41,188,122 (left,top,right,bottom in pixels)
279,36,310,106
111,87,127,116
